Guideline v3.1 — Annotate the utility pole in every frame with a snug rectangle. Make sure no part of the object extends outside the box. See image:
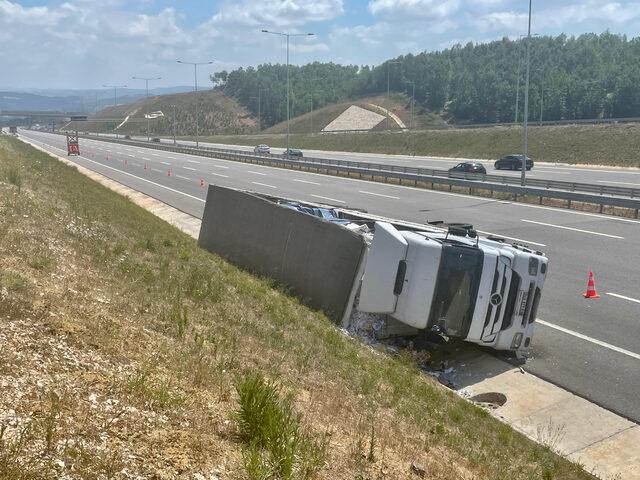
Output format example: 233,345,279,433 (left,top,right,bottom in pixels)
262,30,315,156
177,60,214,148
521,0,533,186
102,84,127,138
132,76,161,142
387,61,401,129
405,80,415,156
